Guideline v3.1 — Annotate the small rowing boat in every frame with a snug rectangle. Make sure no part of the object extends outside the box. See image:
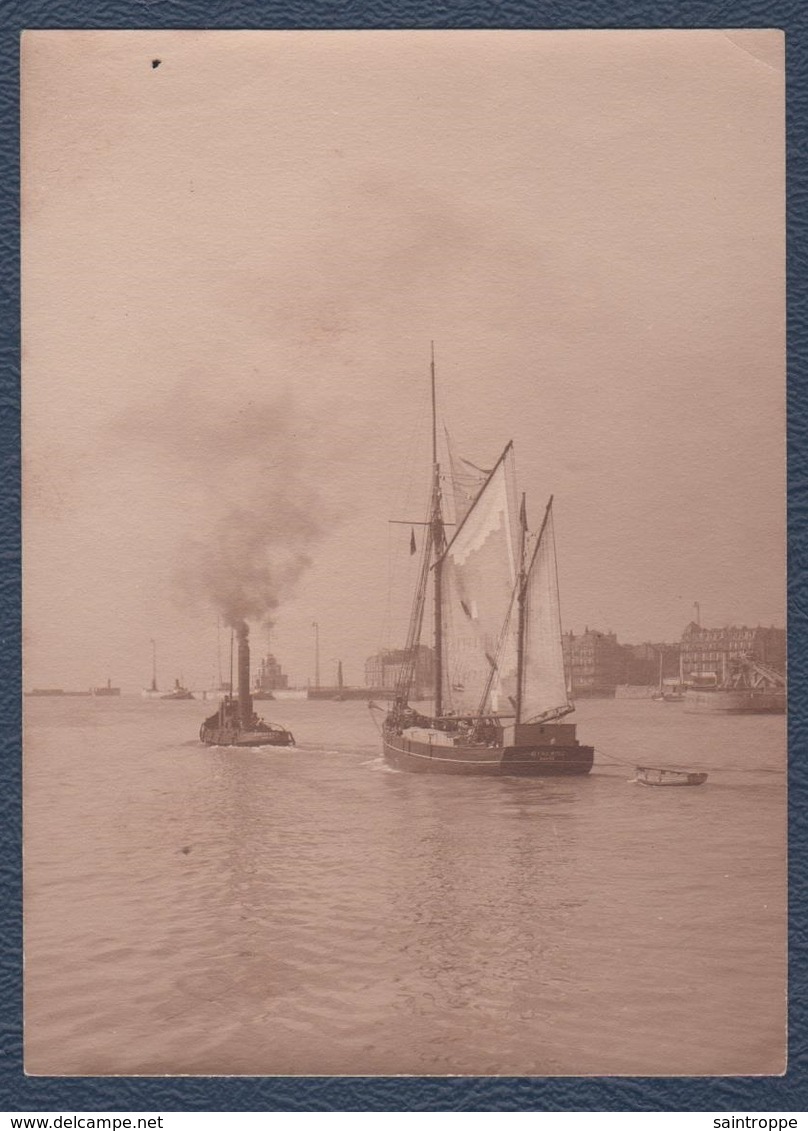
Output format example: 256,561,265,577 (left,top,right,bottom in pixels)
634,765,708,787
